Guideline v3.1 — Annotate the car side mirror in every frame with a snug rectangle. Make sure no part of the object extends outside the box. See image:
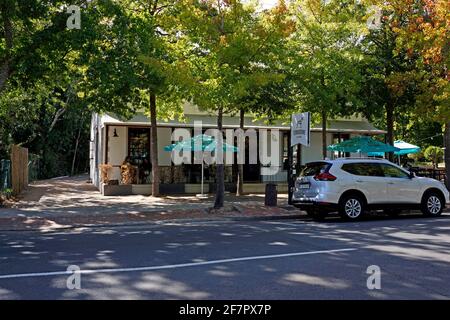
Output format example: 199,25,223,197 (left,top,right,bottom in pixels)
408,171,415,179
